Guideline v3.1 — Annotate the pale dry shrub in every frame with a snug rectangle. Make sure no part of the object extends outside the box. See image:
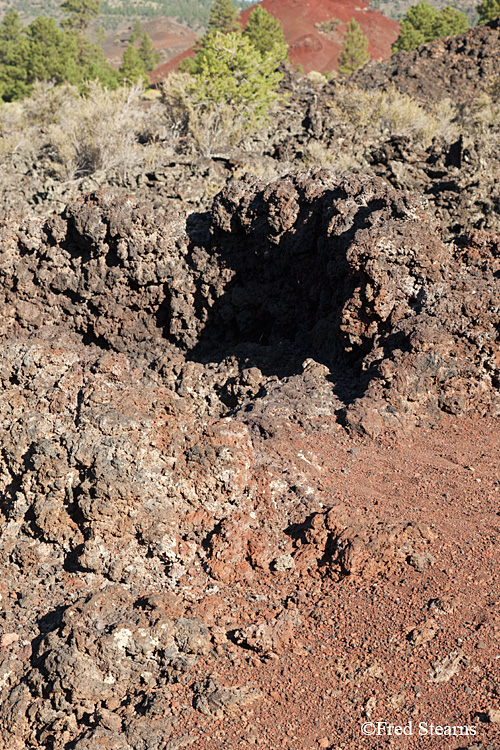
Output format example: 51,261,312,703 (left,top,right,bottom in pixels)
330,84,459,146
0,101,31,157
301,141,363,173
462,92,500,133
1,81,163,181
